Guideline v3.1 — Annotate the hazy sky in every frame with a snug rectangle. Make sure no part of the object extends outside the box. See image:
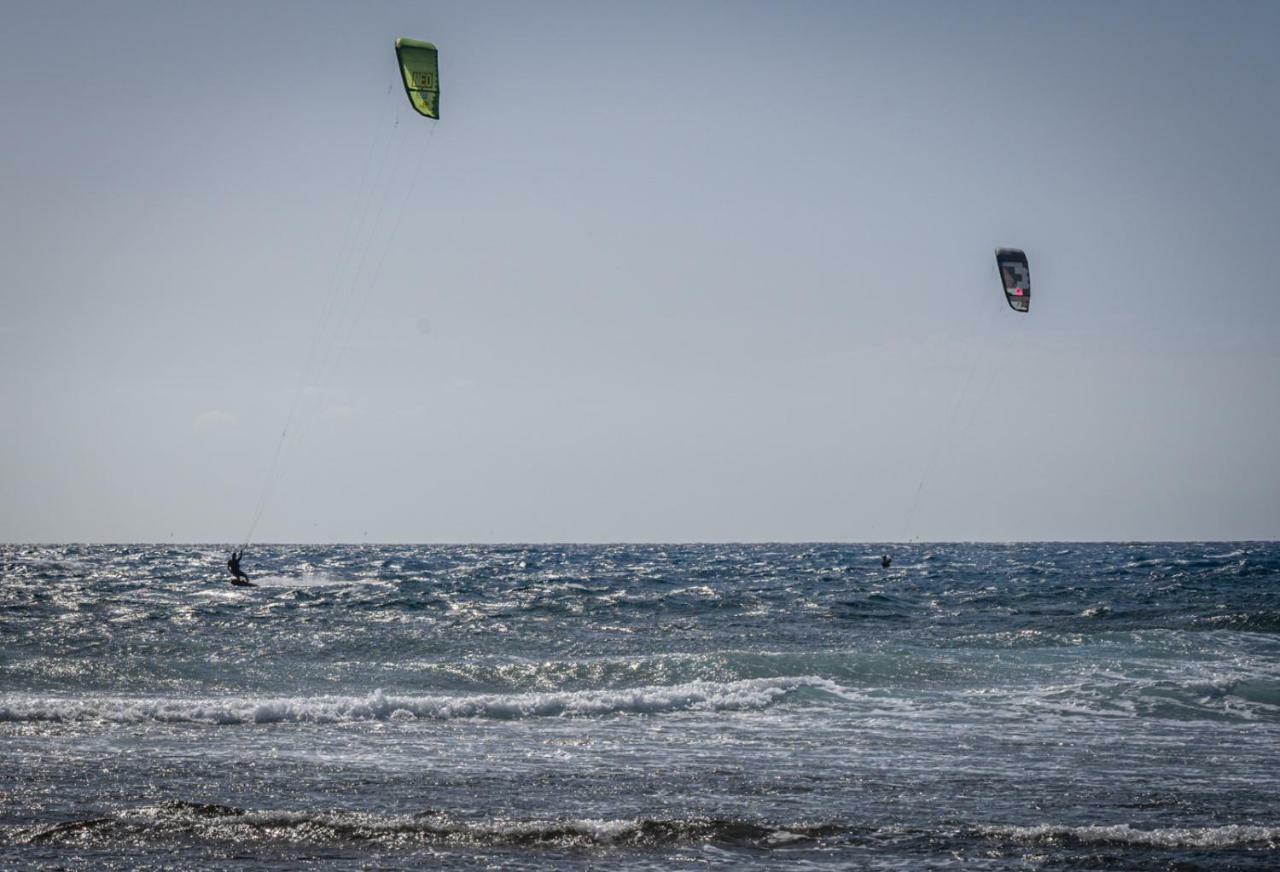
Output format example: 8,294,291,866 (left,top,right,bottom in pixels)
3,0,1277,543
